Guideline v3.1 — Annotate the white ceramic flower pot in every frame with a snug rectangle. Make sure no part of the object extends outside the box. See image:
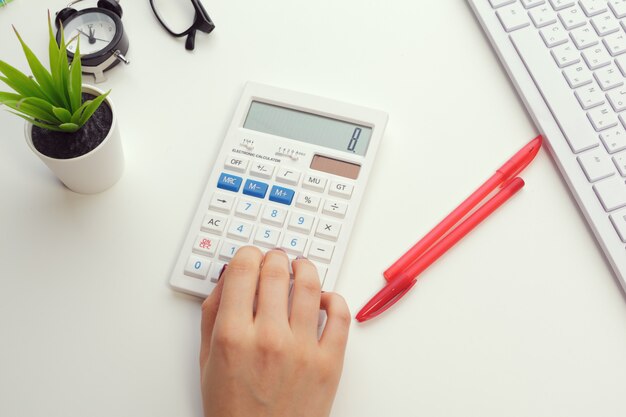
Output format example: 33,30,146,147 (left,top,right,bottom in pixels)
24,85,124,194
